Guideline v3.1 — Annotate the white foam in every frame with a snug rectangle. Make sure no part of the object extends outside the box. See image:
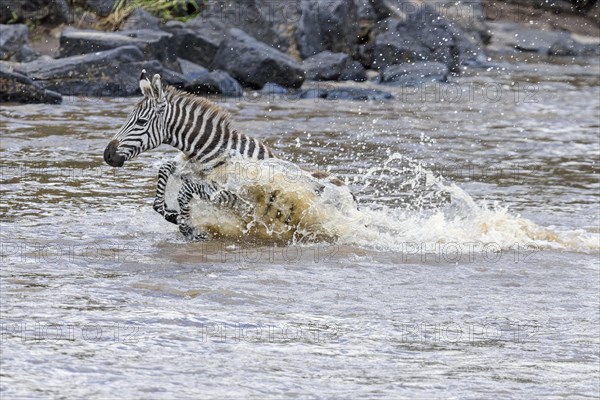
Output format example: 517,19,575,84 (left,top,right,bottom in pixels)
160,155,598,253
